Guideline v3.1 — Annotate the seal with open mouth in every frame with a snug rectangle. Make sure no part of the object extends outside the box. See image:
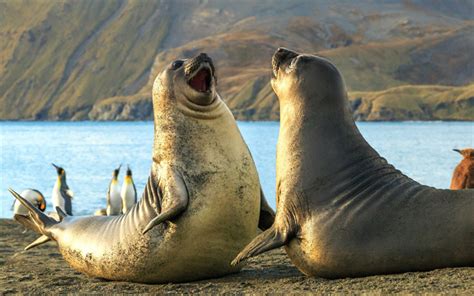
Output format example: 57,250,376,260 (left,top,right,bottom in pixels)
10,53,274,283
232,47,474,278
